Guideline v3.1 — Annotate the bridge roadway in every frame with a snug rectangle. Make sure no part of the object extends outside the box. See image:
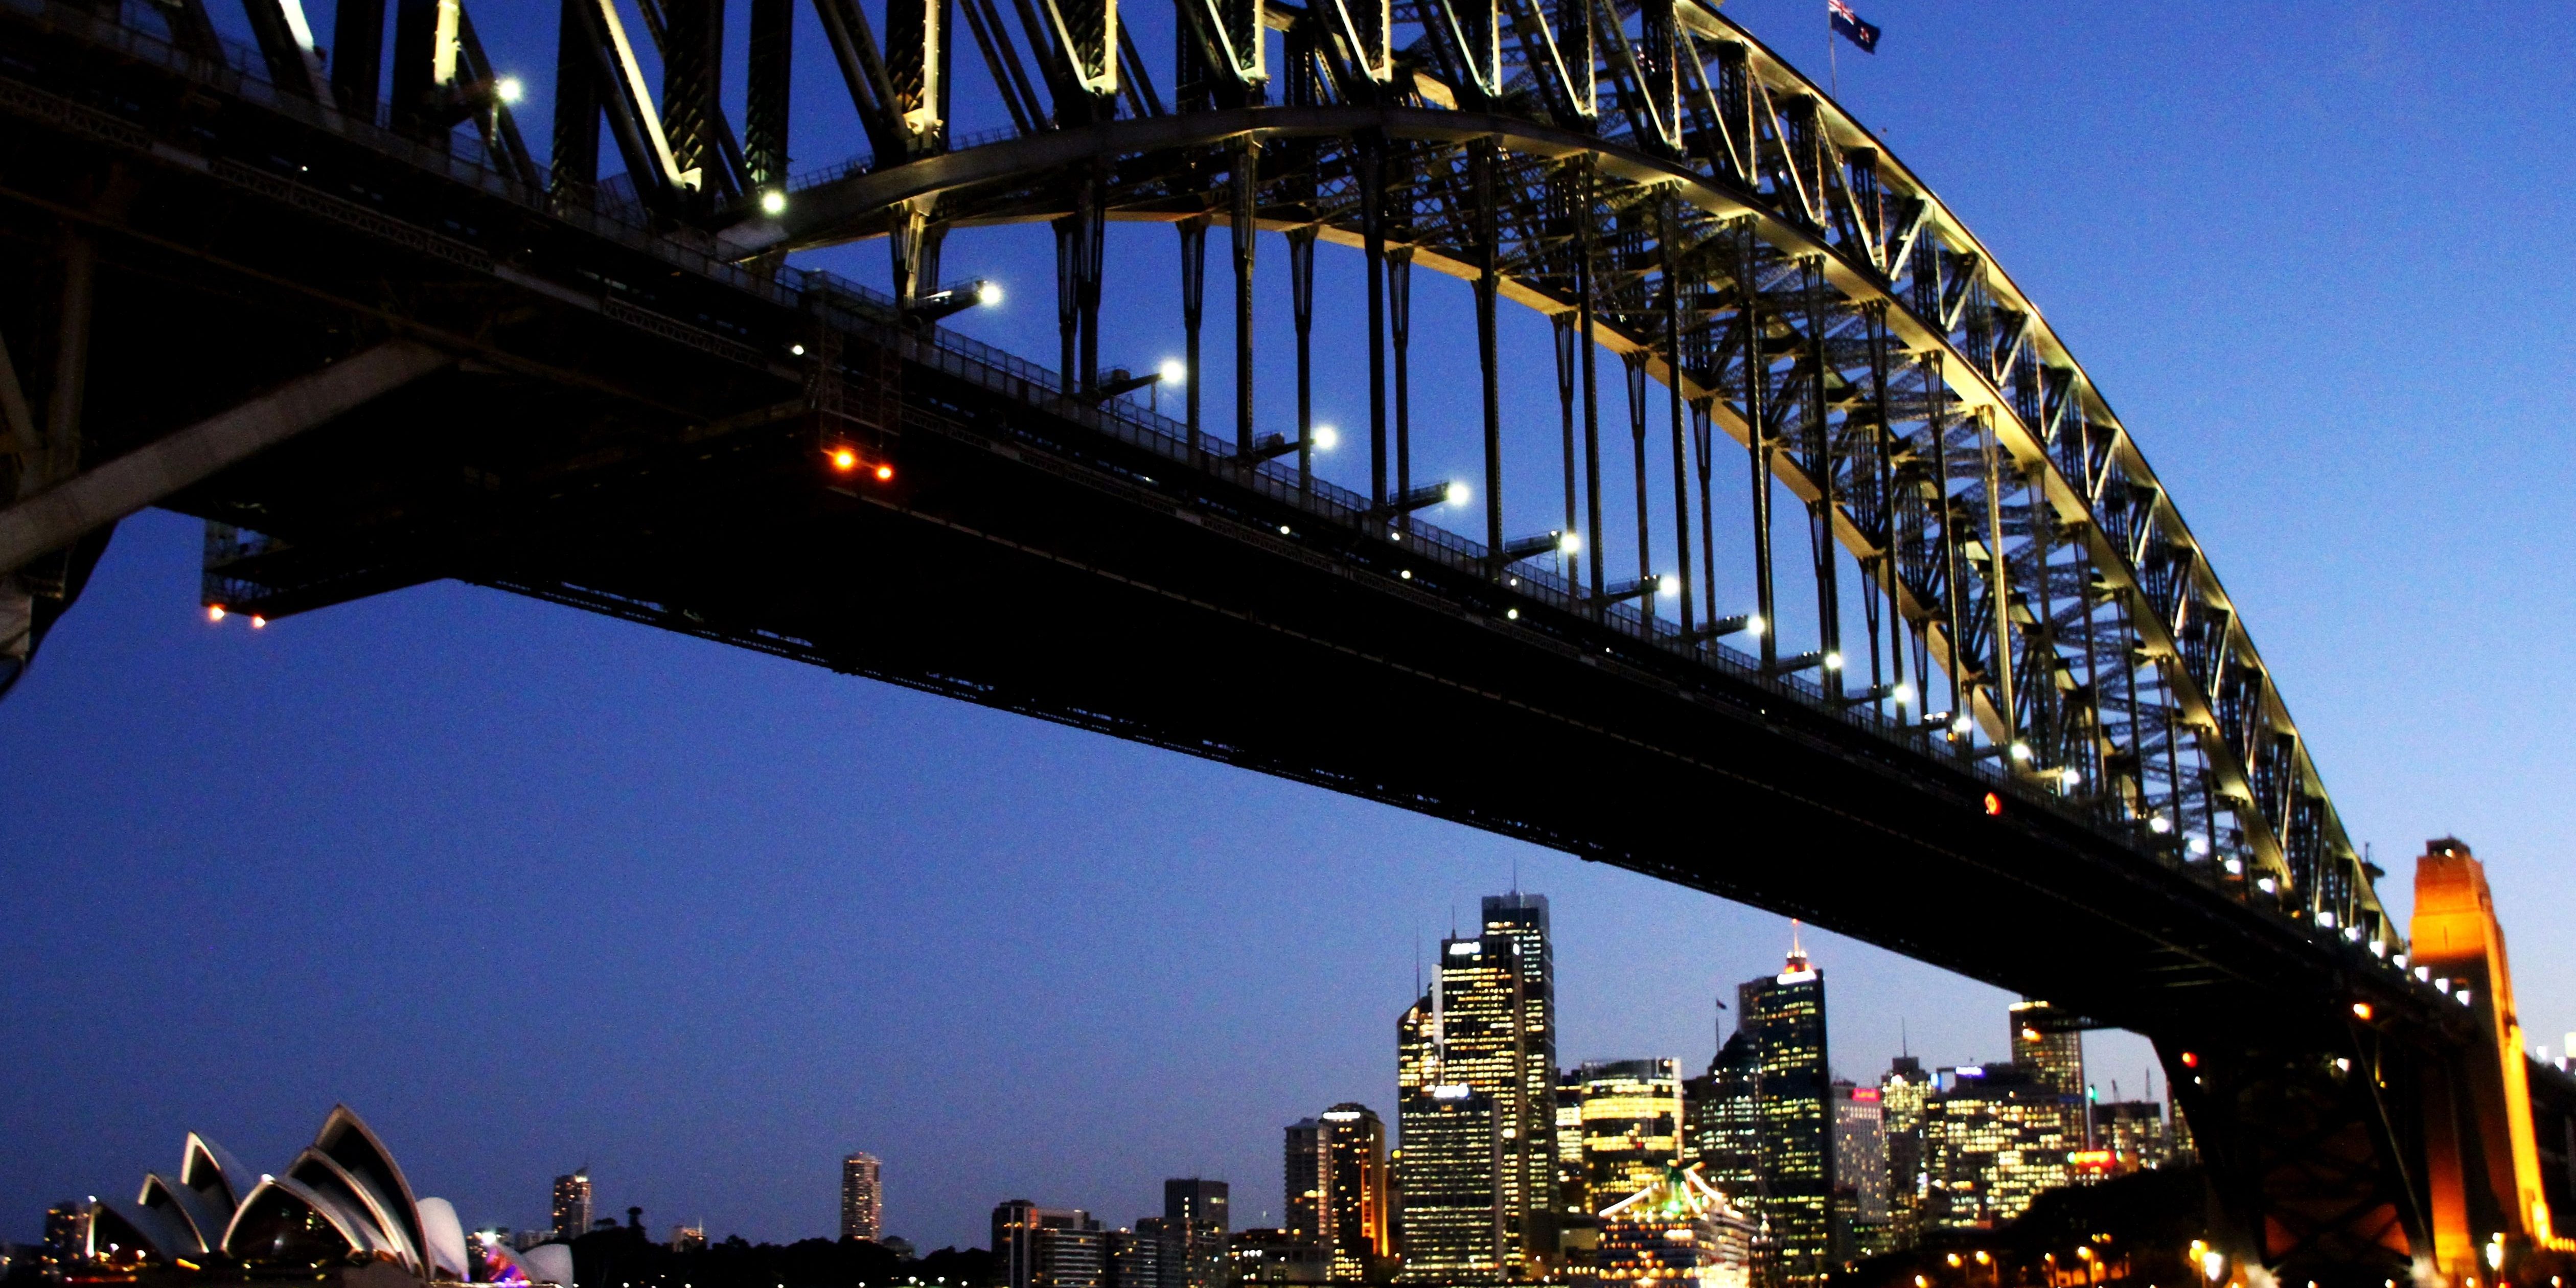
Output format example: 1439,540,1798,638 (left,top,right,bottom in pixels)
0,0,2534,1280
